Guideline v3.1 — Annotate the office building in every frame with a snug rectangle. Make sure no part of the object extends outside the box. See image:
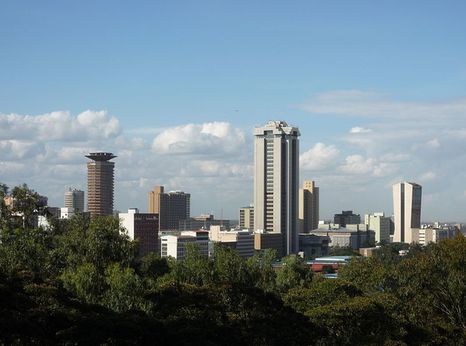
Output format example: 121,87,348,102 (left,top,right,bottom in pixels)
299,180,319,232
253,120,300,255
64,188,84,212
365,212,391,244
209,225,255,258
119,208,159,257
239,206,254,230
160,230,209,260
148,186,190,231
298,233,329,258
393,182,422,243
254,231,284,257
311,223,375,249
333,210,361,227
179,214,230,231
86,152,116,217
